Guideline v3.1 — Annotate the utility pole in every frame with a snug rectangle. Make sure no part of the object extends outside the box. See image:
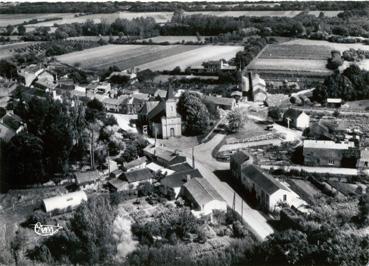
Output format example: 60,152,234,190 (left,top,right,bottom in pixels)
192,147,195,169
232,191,236,211
286,117,291,129
90,130,95,170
